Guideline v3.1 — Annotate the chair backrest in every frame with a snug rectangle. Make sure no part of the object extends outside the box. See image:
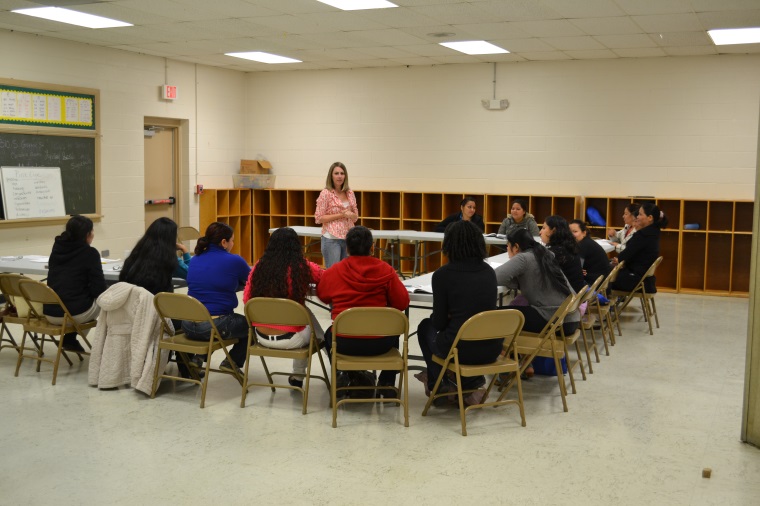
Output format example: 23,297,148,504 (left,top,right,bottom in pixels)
597,260,624,294
177,226,201,242
566,285,589,315
644,256,664,278
531,291,577,341
244,297,311,328
583,276,604,304
333,307,409,339
453,309,525,349
0,273,31,299
153,292,212,324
